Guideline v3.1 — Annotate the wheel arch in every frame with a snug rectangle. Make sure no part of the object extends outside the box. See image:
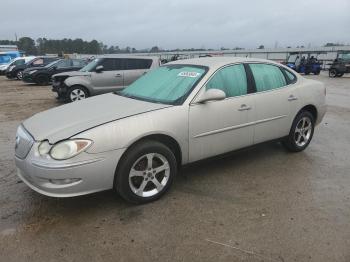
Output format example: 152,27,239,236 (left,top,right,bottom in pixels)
117,133,183,172
69,84,90,96
298,104,318,122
